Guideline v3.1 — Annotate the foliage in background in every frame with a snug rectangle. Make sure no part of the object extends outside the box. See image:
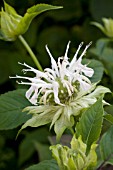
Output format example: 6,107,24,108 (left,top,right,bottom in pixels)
0,0,113,169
